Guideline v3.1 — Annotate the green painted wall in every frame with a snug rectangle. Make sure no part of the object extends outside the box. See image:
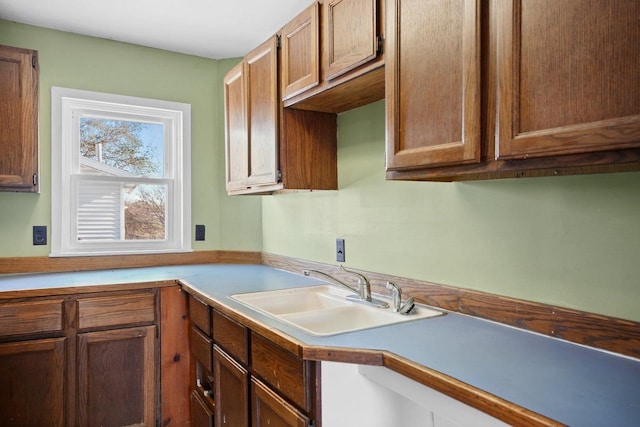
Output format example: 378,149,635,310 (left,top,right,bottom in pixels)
1,21,638,323
0,20,261,256
262,100,640,322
